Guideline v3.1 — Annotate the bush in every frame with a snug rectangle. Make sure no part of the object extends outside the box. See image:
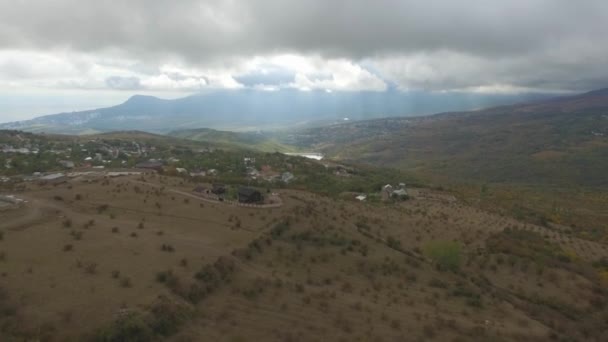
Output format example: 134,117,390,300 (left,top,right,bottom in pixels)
120,277,132,288
424,240,462,272
161,244,175,252
97,204,109,213
93,312,153,342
